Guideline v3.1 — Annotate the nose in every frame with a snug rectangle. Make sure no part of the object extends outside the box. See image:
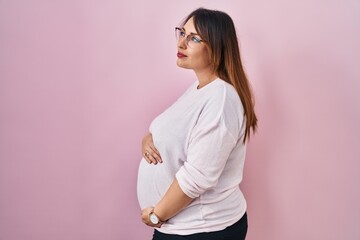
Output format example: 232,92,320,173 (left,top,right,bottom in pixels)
177,36,187,49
